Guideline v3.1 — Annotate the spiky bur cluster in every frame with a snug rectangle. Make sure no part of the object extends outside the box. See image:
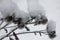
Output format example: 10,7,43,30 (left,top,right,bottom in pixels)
48,31,56,39
34,16,48,25
5,16,13,22
46,20,56,39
